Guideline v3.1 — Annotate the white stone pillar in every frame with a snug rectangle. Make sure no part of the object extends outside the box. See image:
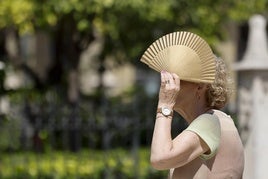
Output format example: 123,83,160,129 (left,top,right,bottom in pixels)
233,14,268,179
252,77,268,179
